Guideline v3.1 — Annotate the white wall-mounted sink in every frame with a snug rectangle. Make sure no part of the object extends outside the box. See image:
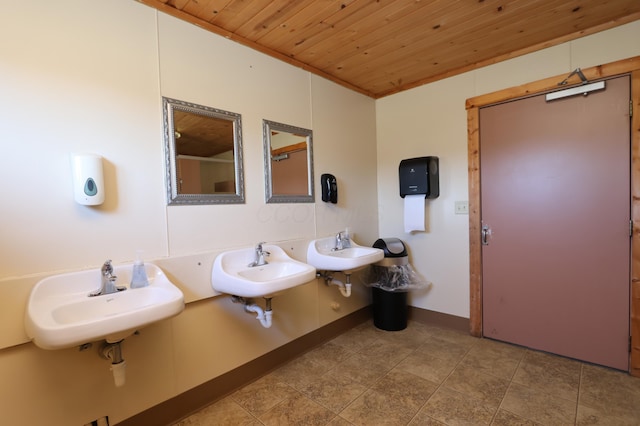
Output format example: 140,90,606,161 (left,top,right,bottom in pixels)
212,244,316,298
25,263,184,350
307,236,384,273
